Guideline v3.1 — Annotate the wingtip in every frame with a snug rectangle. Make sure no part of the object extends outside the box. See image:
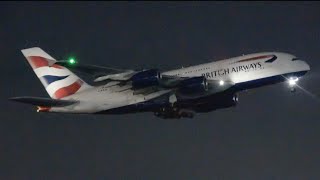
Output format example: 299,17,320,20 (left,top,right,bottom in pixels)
8,97,22,102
